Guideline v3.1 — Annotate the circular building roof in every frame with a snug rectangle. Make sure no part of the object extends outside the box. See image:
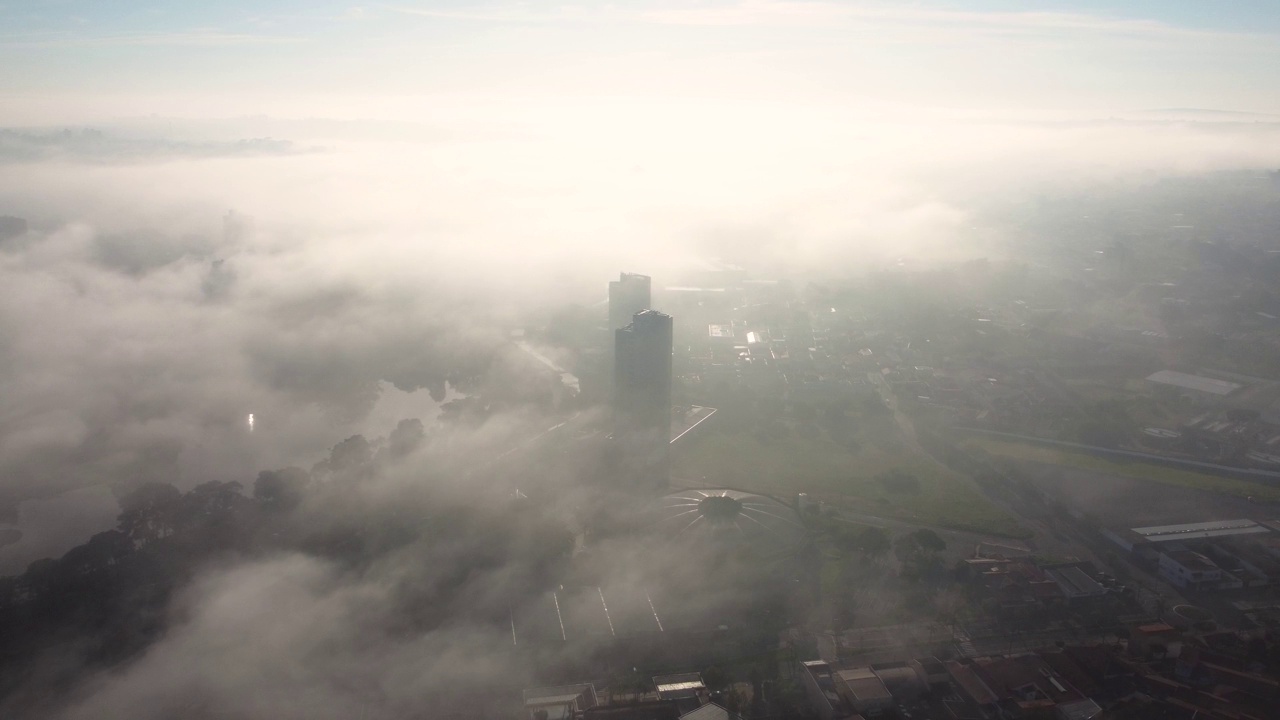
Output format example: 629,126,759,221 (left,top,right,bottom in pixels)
655,488,807,555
